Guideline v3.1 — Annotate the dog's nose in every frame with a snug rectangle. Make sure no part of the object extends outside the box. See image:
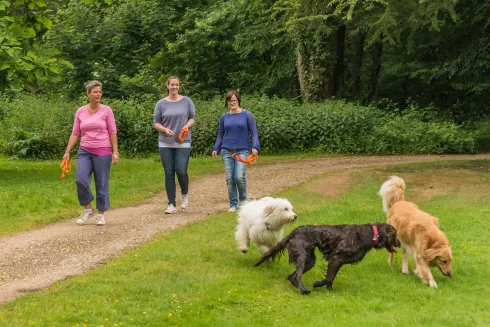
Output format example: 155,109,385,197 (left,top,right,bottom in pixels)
446,271,452,277
293,215,298,220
